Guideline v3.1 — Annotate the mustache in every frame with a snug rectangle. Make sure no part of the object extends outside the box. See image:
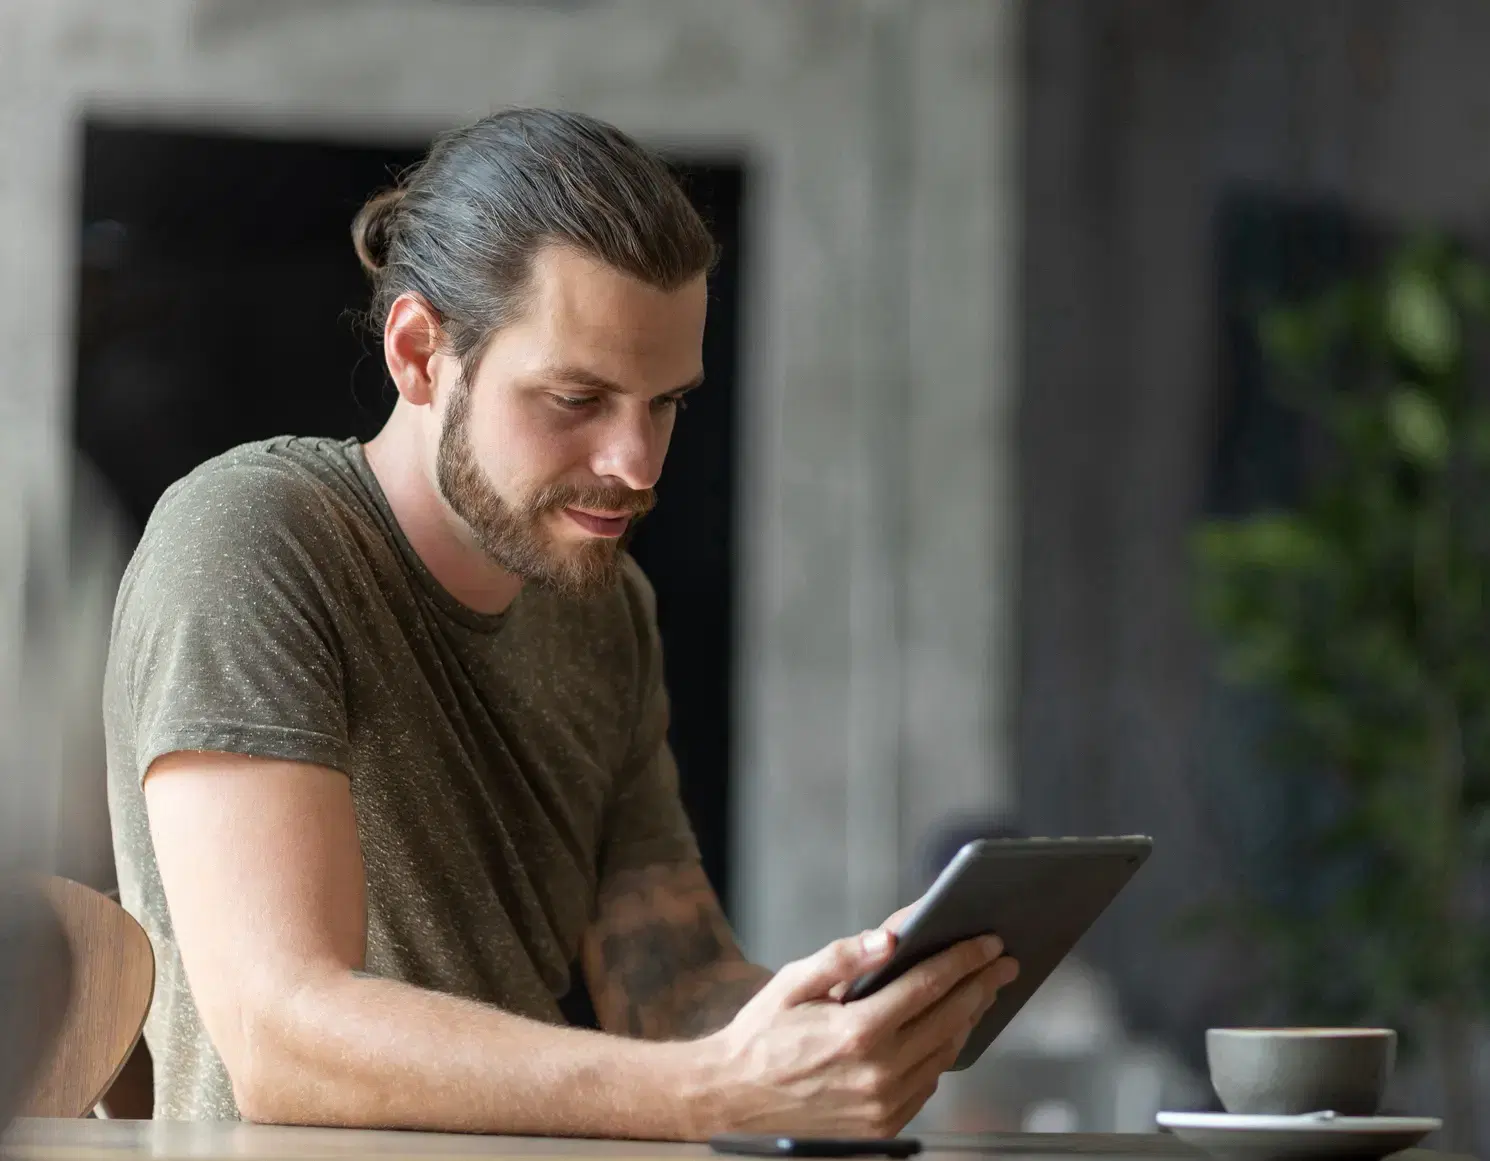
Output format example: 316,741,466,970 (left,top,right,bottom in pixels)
532,482,656,517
